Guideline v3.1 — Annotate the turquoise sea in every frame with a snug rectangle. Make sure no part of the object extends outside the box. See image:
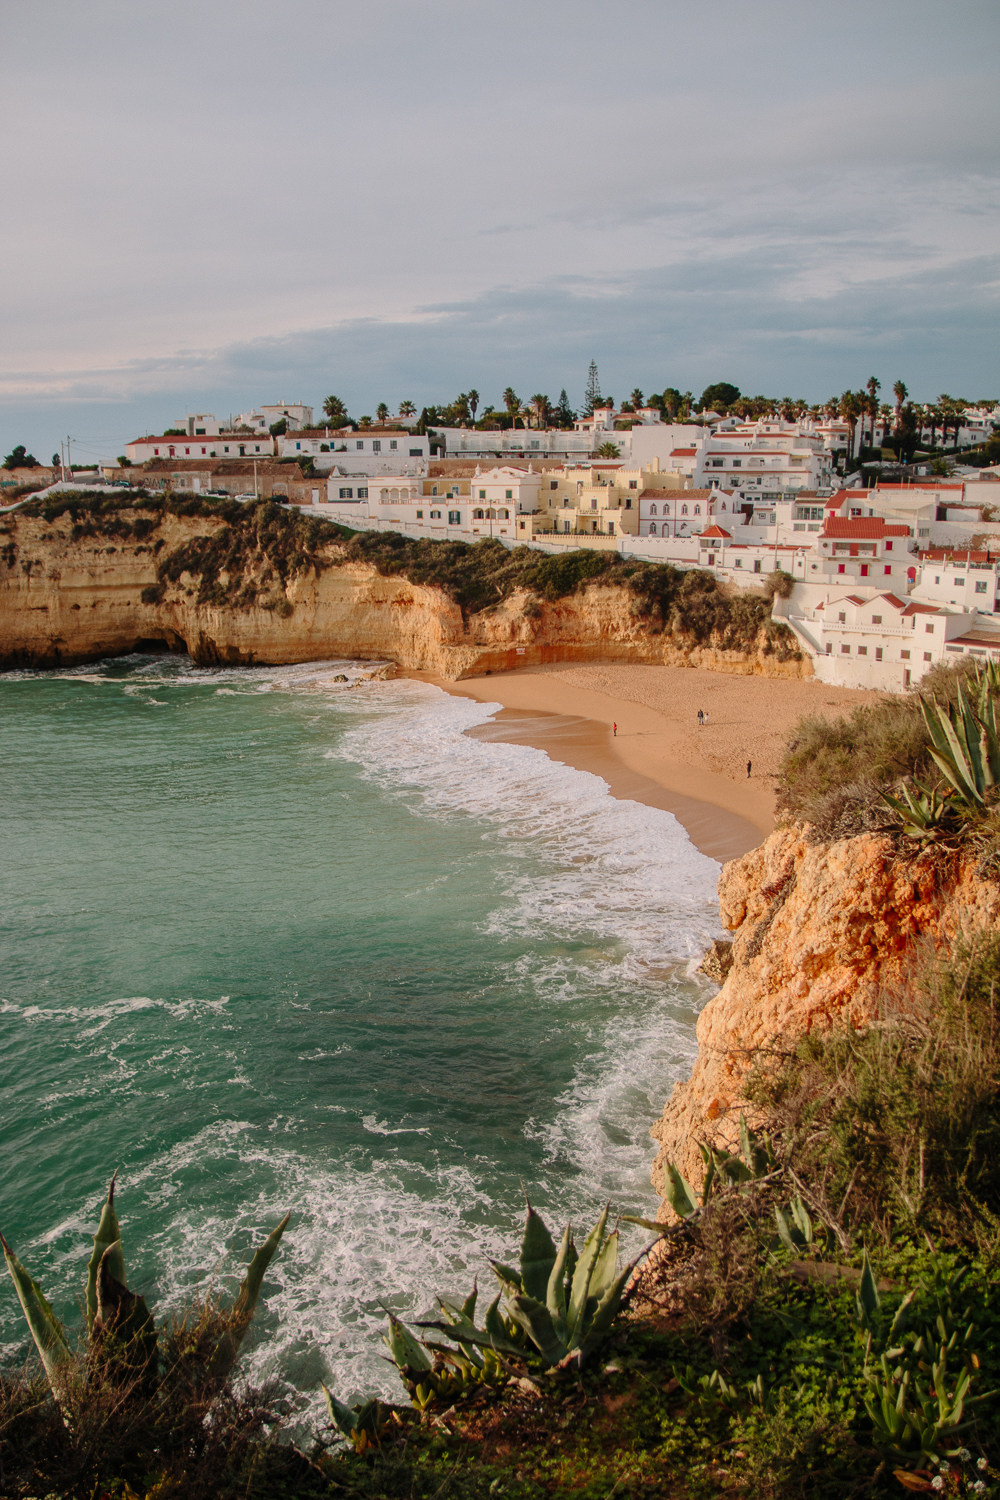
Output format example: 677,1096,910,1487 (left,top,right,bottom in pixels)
0,655,721,1414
